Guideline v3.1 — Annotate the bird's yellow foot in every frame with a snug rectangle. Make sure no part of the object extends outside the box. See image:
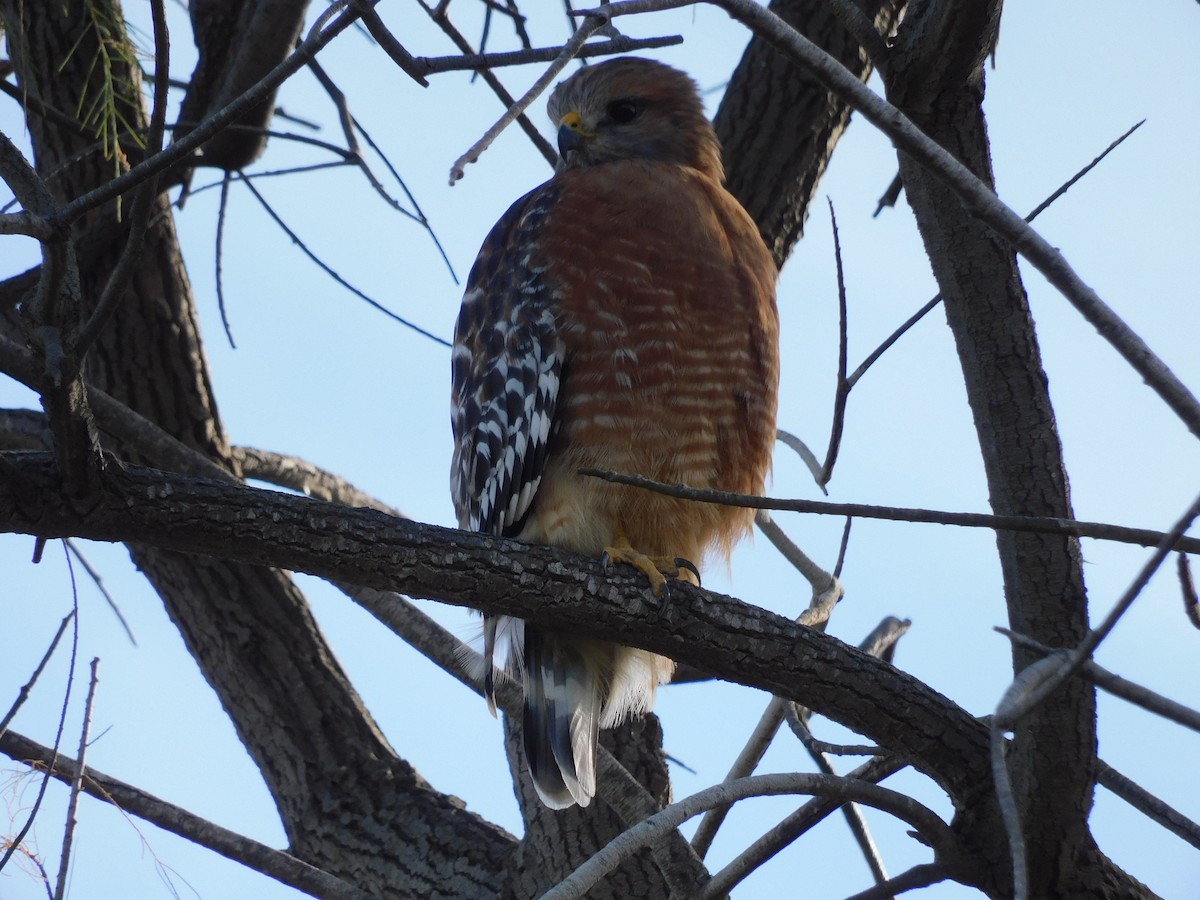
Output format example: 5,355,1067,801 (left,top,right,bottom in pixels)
602,536,700,597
